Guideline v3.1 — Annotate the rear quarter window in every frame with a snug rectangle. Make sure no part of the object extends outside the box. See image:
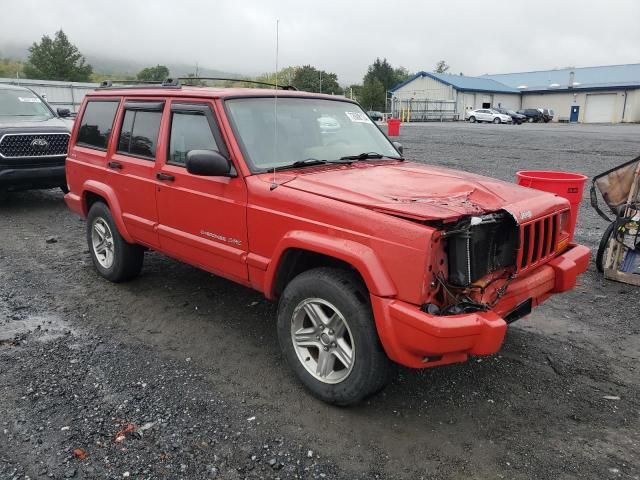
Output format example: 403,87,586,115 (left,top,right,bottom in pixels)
77,100,120,150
